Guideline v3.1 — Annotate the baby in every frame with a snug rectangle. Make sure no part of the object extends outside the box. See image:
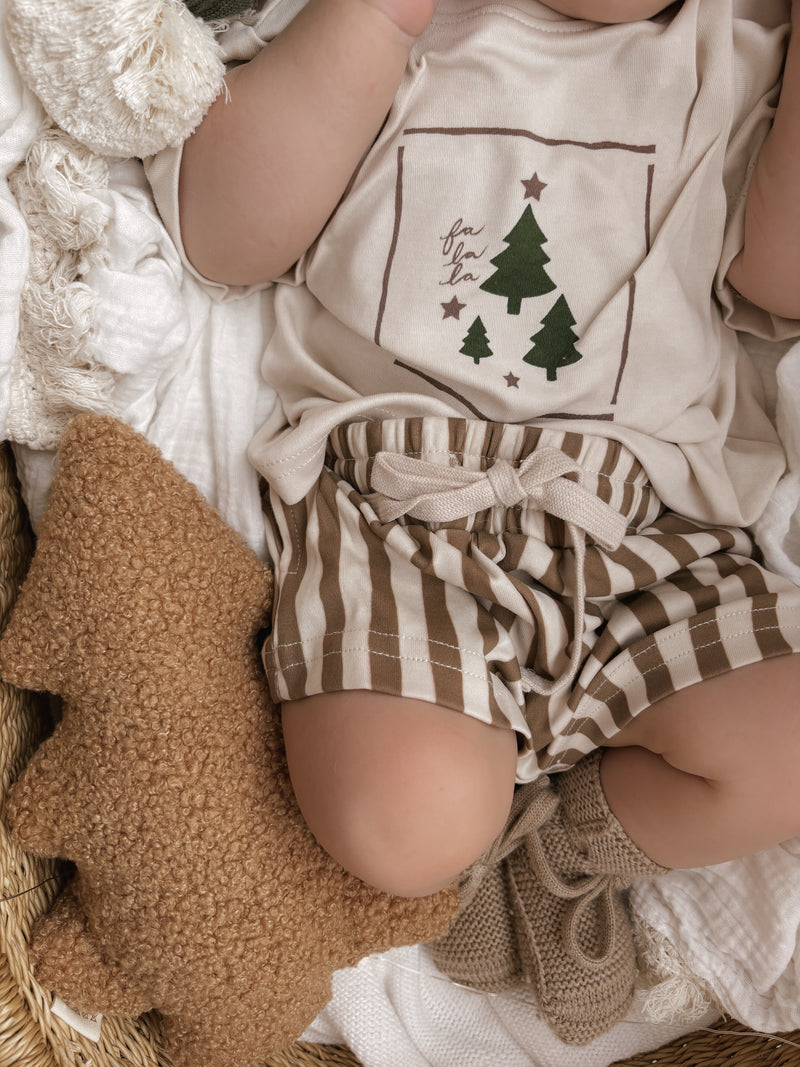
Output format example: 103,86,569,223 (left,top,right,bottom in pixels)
164,0,800,1042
